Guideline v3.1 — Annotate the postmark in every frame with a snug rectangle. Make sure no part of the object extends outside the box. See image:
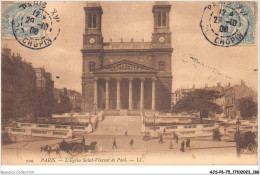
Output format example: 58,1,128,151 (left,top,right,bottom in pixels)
200,2,255,47
2,1,60,50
